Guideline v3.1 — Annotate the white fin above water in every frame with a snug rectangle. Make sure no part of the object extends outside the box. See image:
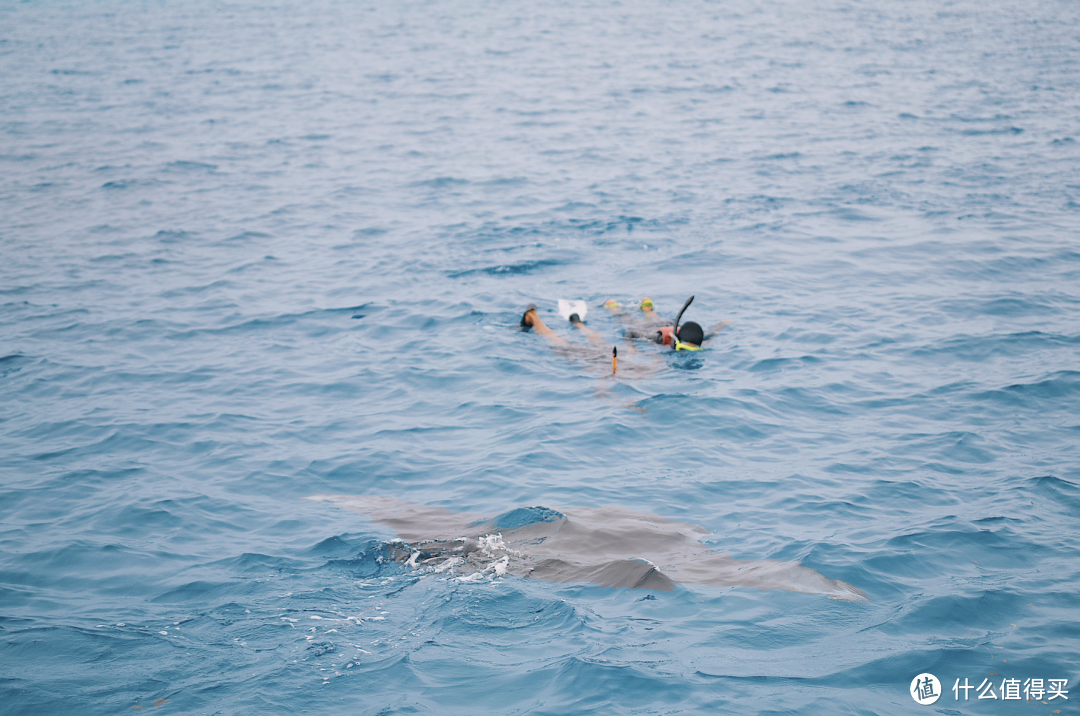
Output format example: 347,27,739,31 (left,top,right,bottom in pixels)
557,299,588,322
